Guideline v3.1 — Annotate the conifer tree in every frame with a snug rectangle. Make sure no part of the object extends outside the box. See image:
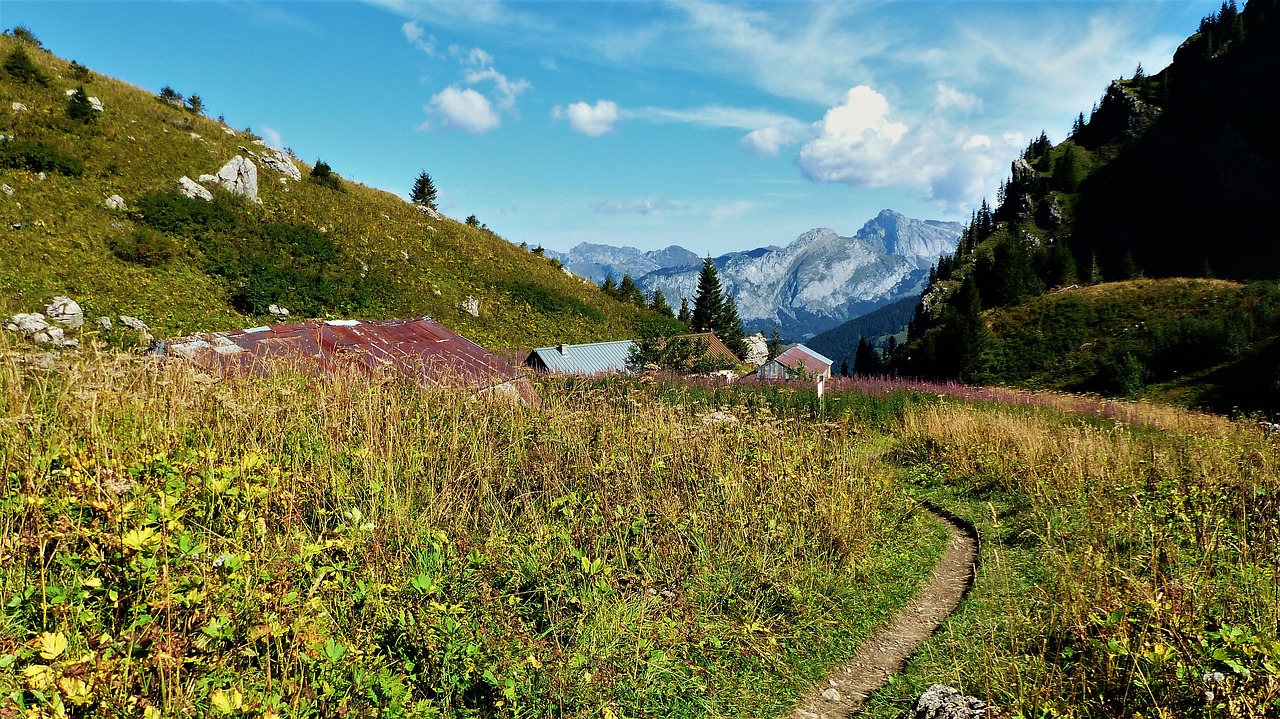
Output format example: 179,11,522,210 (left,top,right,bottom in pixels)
601,274,618,297
690,258,724,333
411,171,438,209
618,273,645,307
854,336,882,375
66,85,95,122
648,288,674,317
677,297,692,327
840,359,850,377
716,292,748,359
767,325,783,360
